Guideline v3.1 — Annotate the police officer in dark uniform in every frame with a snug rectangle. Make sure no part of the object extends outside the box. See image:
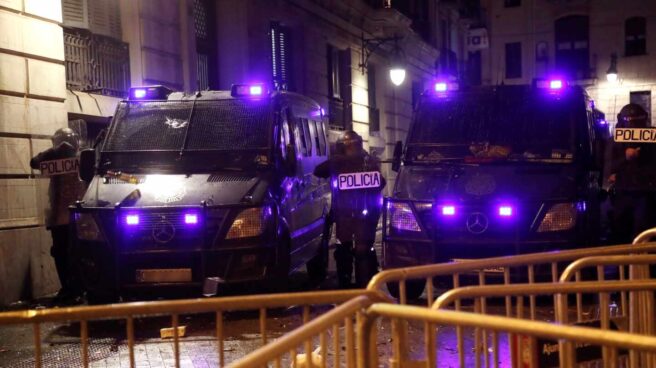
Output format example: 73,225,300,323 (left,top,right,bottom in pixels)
608,103,656,243
314,131,386,288
30,128,87,301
